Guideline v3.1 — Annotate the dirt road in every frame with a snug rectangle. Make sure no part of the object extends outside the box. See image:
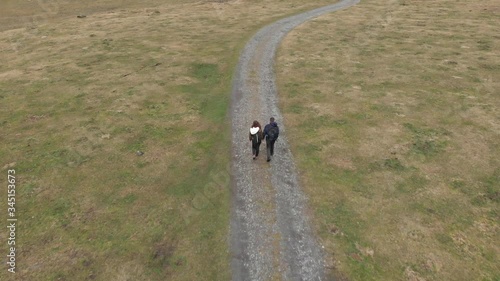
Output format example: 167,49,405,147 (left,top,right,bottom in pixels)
229,0,359,280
